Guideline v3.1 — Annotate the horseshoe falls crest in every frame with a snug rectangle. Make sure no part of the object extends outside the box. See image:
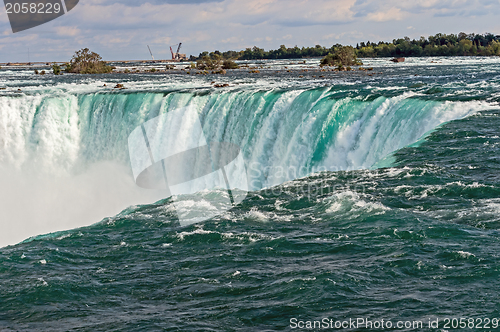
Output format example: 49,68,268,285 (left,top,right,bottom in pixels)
1,57,500,331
